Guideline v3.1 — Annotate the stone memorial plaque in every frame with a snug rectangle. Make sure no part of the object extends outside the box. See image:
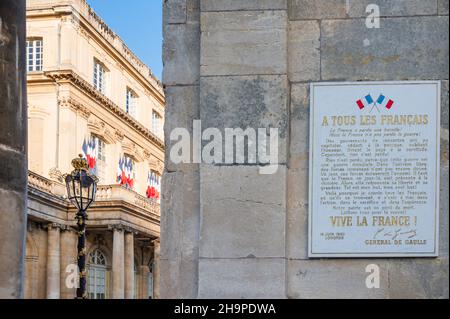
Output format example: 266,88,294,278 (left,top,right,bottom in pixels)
308,81,440,257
